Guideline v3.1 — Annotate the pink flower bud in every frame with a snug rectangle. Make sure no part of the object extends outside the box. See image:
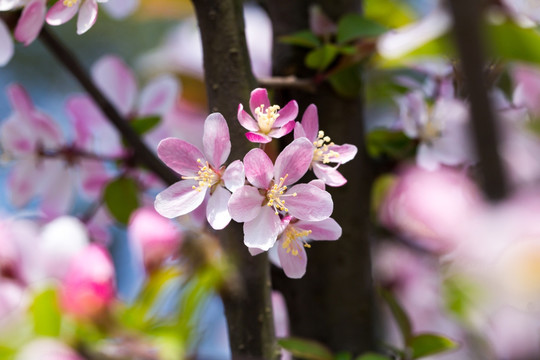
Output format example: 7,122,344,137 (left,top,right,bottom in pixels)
128,207,183,271
60,244,115,319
